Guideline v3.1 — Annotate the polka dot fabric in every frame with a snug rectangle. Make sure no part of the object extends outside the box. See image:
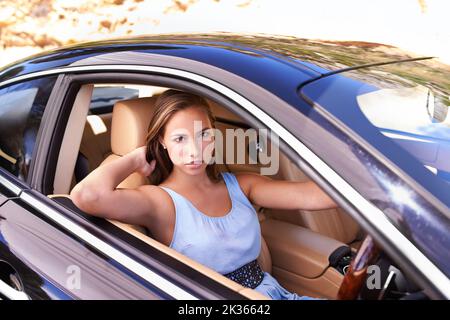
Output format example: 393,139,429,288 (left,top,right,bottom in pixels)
224,259,264,289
